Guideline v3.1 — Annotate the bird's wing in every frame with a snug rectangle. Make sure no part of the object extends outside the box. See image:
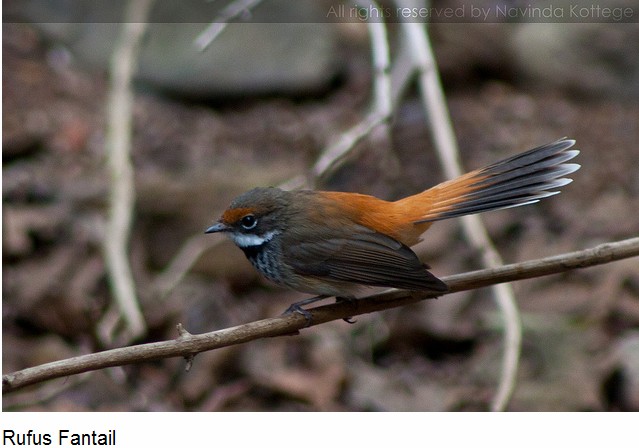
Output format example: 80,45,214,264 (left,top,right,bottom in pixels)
286,228,448,293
